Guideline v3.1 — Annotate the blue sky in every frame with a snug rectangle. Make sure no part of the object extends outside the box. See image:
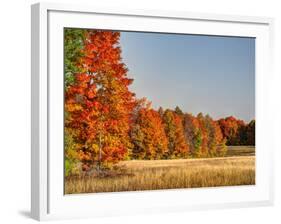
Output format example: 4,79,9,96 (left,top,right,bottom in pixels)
120,32,255,122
